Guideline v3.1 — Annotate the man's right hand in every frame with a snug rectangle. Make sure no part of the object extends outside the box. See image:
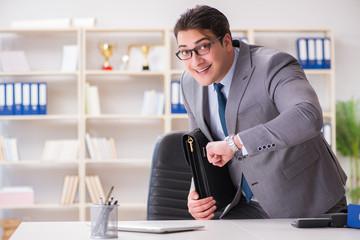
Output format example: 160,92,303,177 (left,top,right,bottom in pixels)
187,189,217,220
